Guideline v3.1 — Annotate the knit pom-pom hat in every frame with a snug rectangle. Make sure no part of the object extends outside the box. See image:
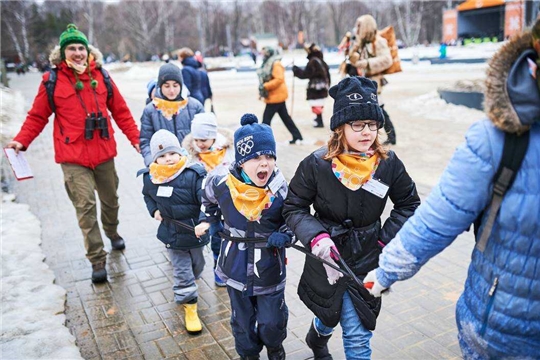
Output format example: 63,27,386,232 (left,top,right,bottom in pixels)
234,114,276,165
